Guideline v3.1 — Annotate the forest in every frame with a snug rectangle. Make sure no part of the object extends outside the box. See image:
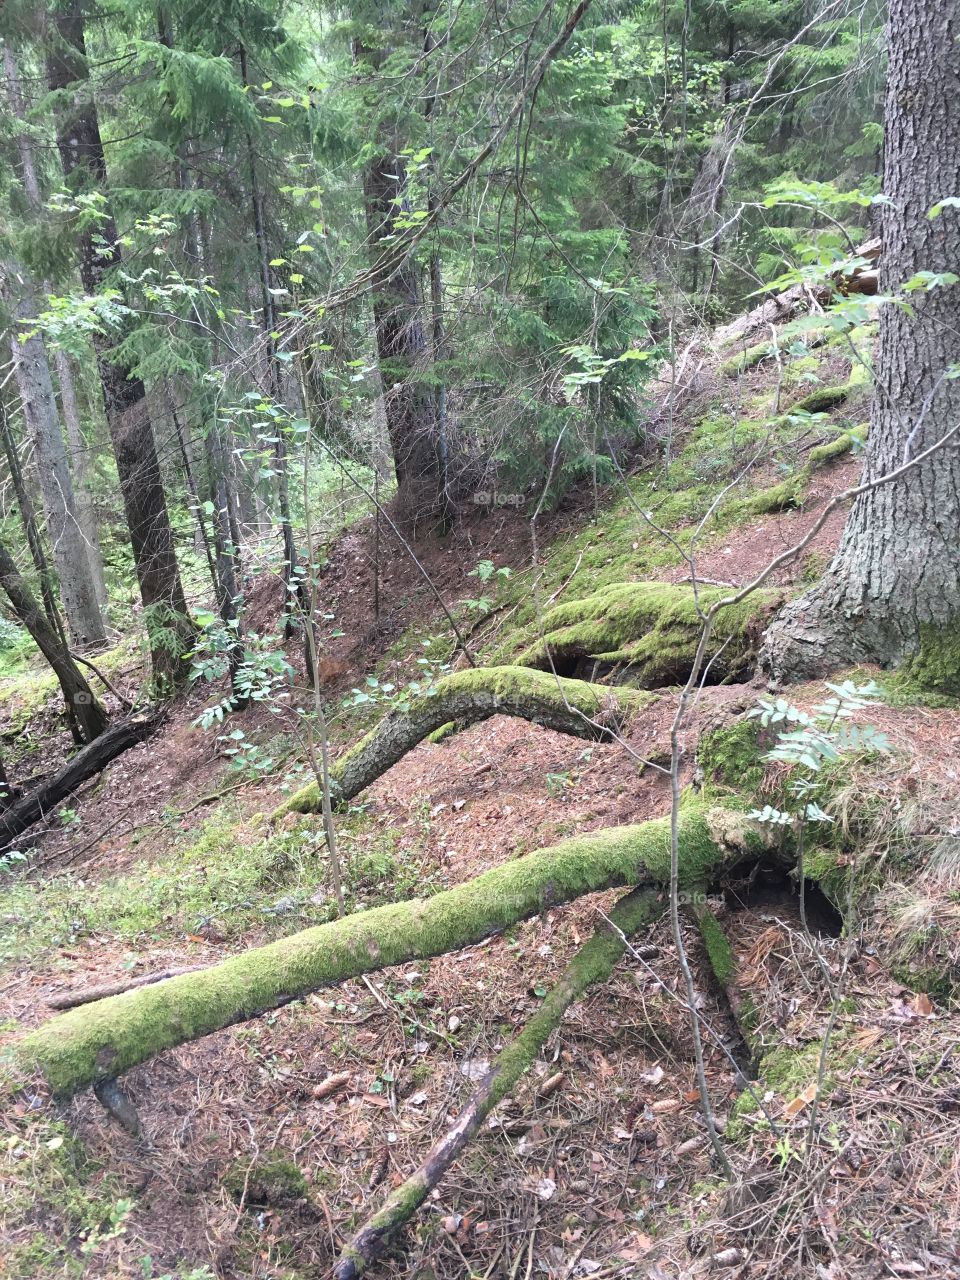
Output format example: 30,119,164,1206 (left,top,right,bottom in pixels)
1,0,958,1276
